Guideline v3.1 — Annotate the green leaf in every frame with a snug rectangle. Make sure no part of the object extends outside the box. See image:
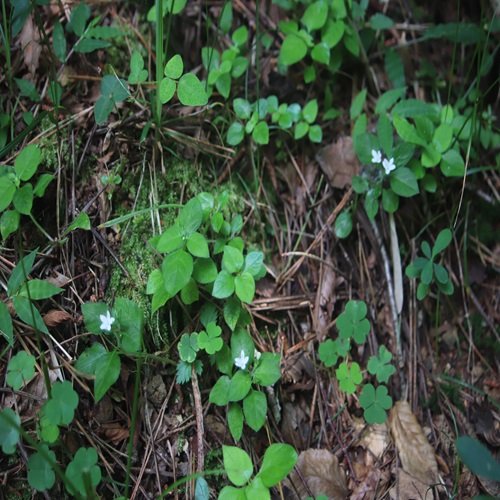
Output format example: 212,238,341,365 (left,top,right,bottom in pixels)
0,302,13,345
337,300,370,343
350,89,367,120
228,403,244,441
66,211,90,233
17,279,63,300
223,445,253,486
334,210,353,239
321,19,344,48
178,332,199,363
180,277,199,305
6,351,35,390
440,149,465,177
365,186,381,221
234,273,255,304
213,270,235,299
178,198,203,235
243,389,267,431
198,322,223,354
74,38,111,53
432,123,453,153
370,13,394,29
222,245,244,273
301,0,328,31
186,232,209,258
390,167,419,197
385,50,405,88
252,121,269,145
367,346,395,383
318,339,339,367
65,447,102,496
279,34,308,65
232,26,248,47
52,21,66,62
382,188,399,213
456,436,500,481
100,75,129,102
224,297,242,331
215,344,233,376
256,443,298,487
433,263,449,284
311,42,329,65
233,98,252,120
12,183,33,215
193,257,217,284
335,362,362,394
229,370,252,401
243,252,264,276
94,96,114,124
12,296,49,334
195,477,210,500
392,99,438,119
227,121,245,146
393,116,427,147
162,249,193,296
75,343,107,376
302,99,318,124
159,77,176,104
155,225,183,253
252,352,281,386
433,229,452,257
378,113,393,156
28,445,56,491
0,176,16,212
14,144,41,182
375,88,406,115
219,2,233,34
114,297,143,352
45,380,78,424
176,360,192,384
69,1,90,36
177,73,208,106
294,121,309,140
164,54,183,79
219,486,246,500
94,351,120,402
0,408,21,454
359,384,392,424
209,375,231,405
15,78,40,102
1,210,20,240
